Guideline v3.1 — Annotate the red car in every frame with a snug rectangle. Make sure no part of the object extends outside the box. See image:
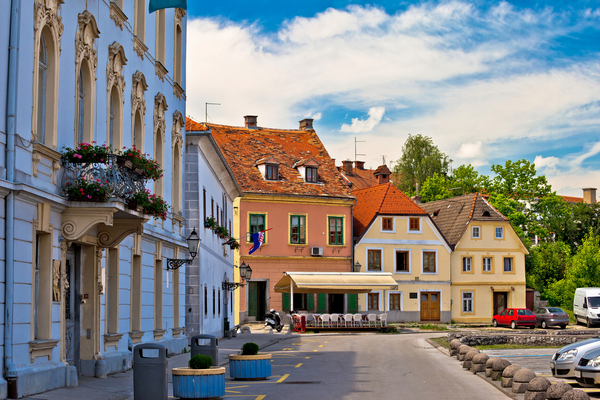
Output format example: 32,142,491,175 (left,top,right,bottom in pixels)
492,308,536,329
